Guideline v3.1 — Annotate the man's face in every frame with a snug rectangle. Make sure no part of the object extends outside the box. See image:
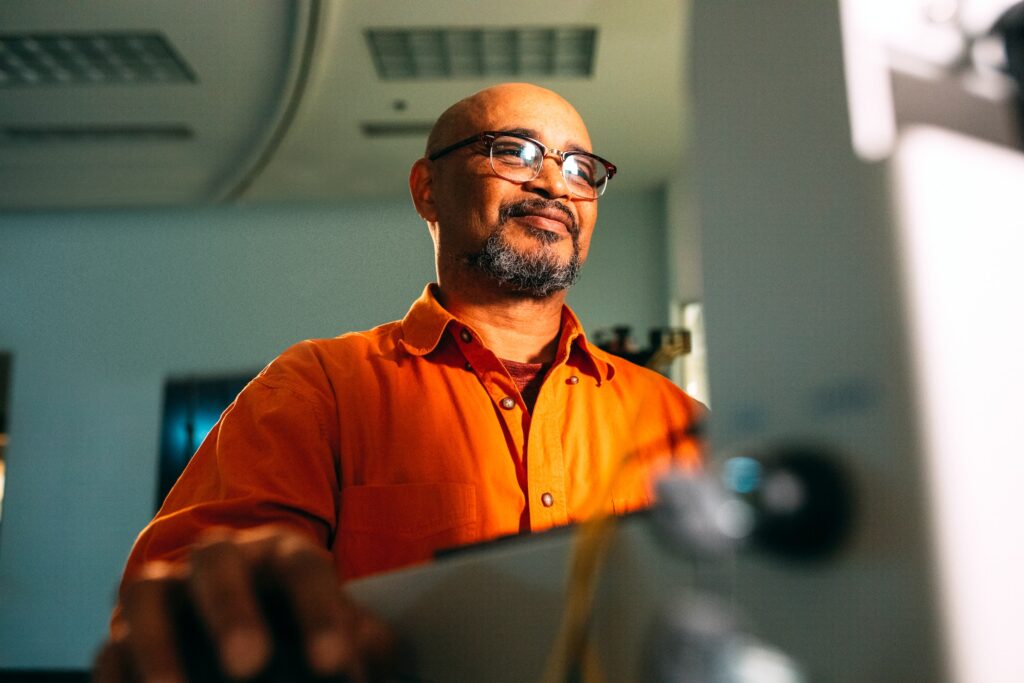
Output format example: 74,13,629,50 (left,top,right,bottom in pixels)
422,85,599,298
